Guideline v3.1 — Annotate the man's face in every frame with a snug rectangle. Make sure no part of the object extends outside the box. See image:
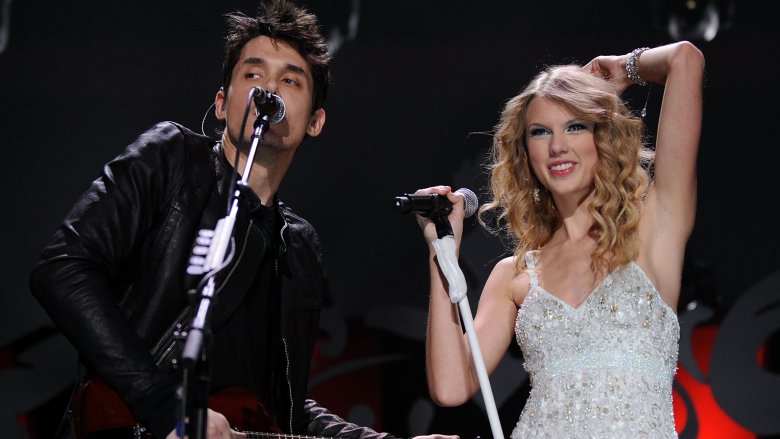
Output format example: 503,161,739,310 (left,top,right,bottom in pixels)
216,36,325,153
